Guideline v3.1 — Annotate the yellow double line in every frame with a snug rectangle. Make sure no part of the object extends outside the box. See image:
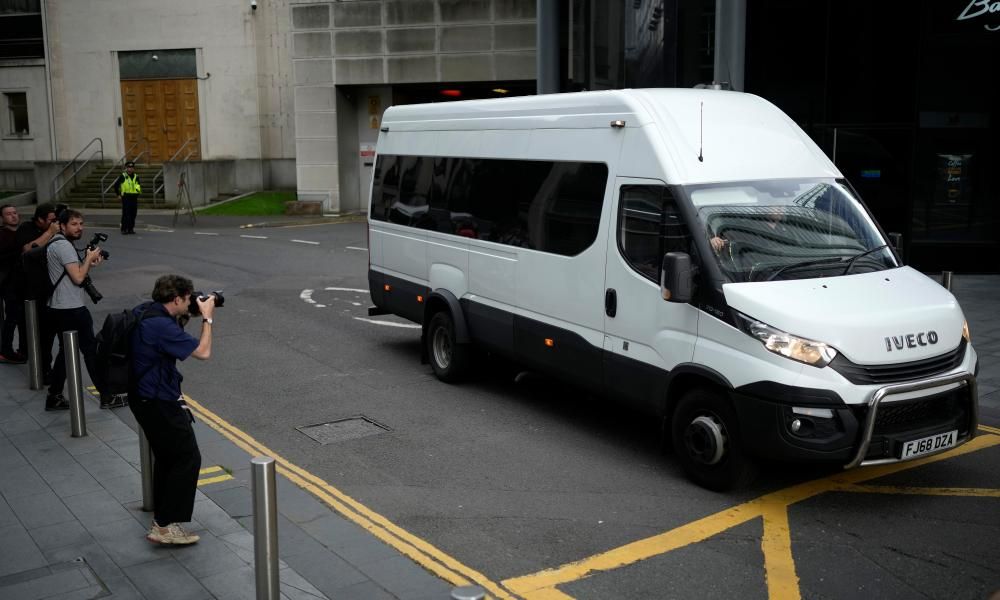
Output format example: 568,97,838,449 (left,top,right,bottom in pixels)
183,395,515,599
198,465,233,486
